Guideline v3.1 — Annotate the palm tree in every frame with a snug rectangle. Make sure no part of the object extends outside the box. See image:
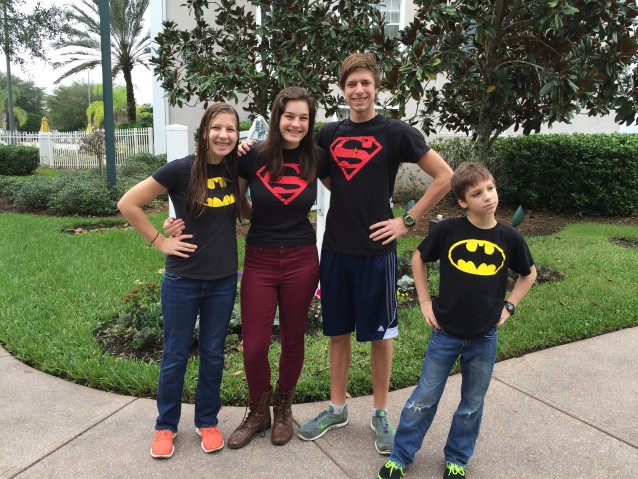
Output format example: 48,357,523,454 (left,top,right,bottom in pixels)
0,87,28,131
52,0,150,122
